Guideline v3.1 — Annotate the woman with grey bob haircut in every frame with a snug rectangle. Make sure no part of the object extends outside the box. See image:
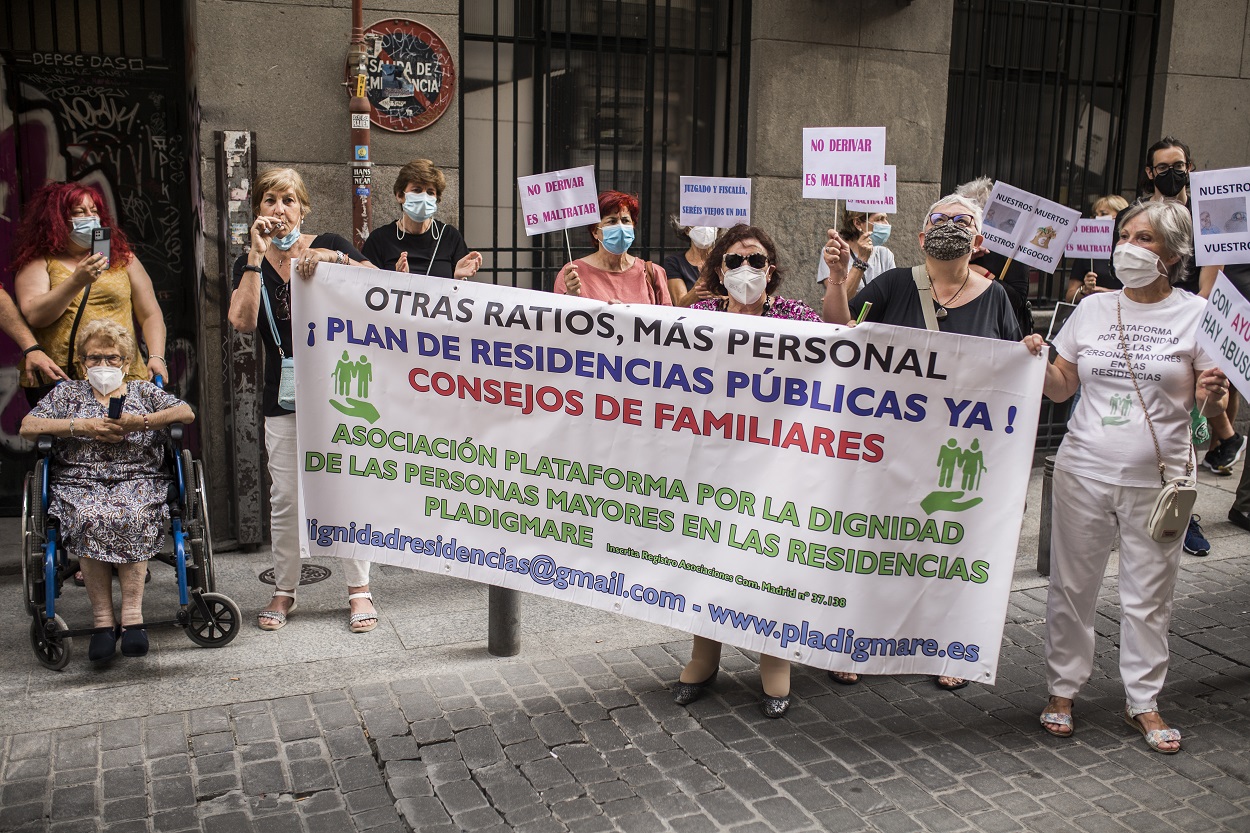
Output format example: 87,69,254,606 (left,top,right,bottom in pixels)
1025,198,1227,753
